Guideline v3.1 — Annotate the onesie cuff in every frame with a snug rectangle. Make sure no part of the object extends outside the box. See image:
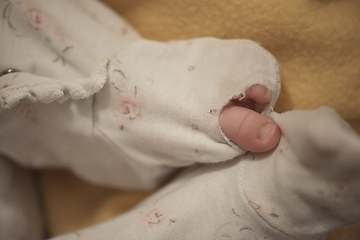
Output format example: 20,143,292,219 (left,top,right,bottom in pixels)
0,59,109,109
